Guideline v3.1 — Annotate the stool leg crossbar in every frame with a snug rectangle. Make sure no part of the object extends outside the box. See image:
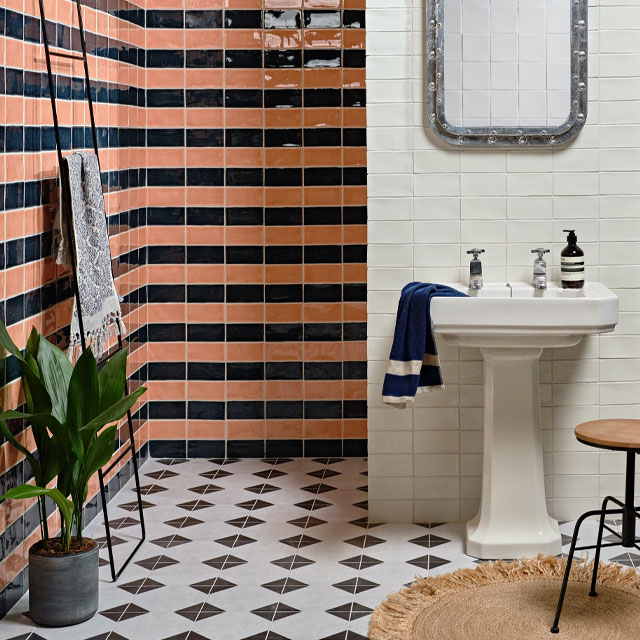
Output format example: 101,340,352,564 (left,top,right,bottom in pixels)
551,451,640,633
